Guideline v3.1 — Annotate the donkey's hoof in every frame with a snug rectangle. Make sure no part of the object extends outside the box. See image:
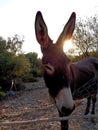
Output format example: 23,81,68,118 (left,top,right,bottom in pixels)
84,111,89,115
91,111,95,115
